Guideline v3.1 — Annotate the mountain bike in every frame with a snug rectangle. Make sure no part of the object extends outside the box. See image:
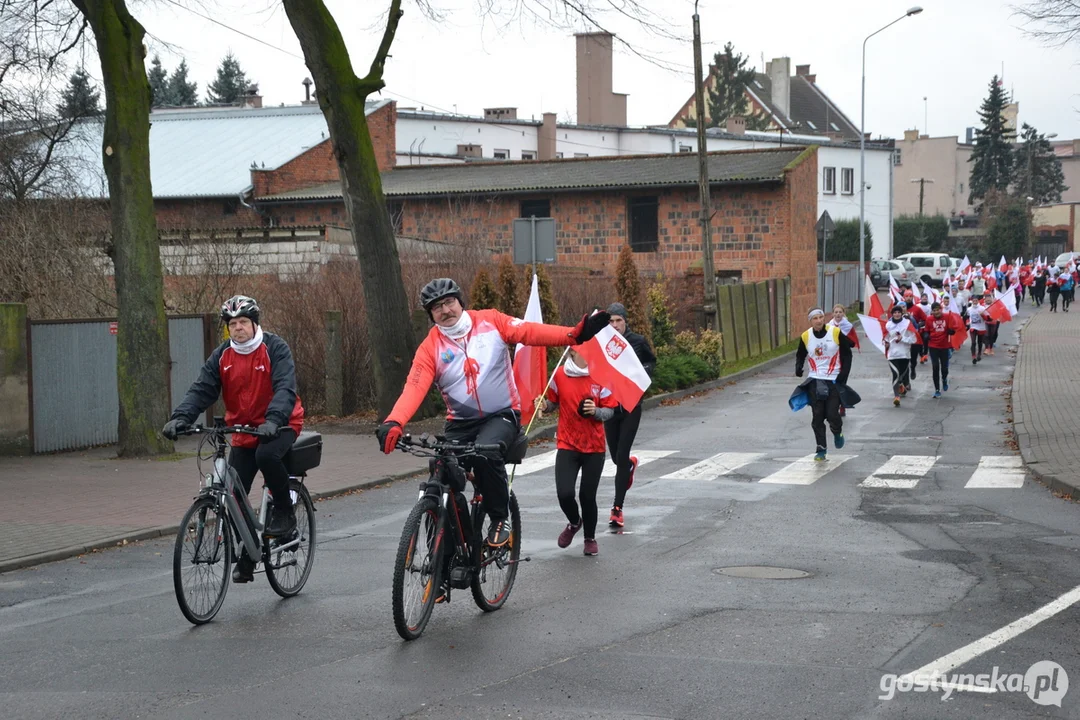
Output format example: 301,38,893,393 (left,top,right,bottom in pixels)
172,419,320,625
391,433,527,640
